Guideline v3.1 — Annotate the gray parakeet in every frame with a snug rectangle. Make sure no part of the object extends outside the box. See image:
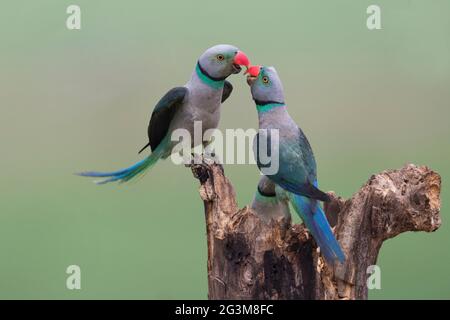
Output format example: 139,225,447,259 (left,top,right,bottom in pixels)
251,176,291,223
